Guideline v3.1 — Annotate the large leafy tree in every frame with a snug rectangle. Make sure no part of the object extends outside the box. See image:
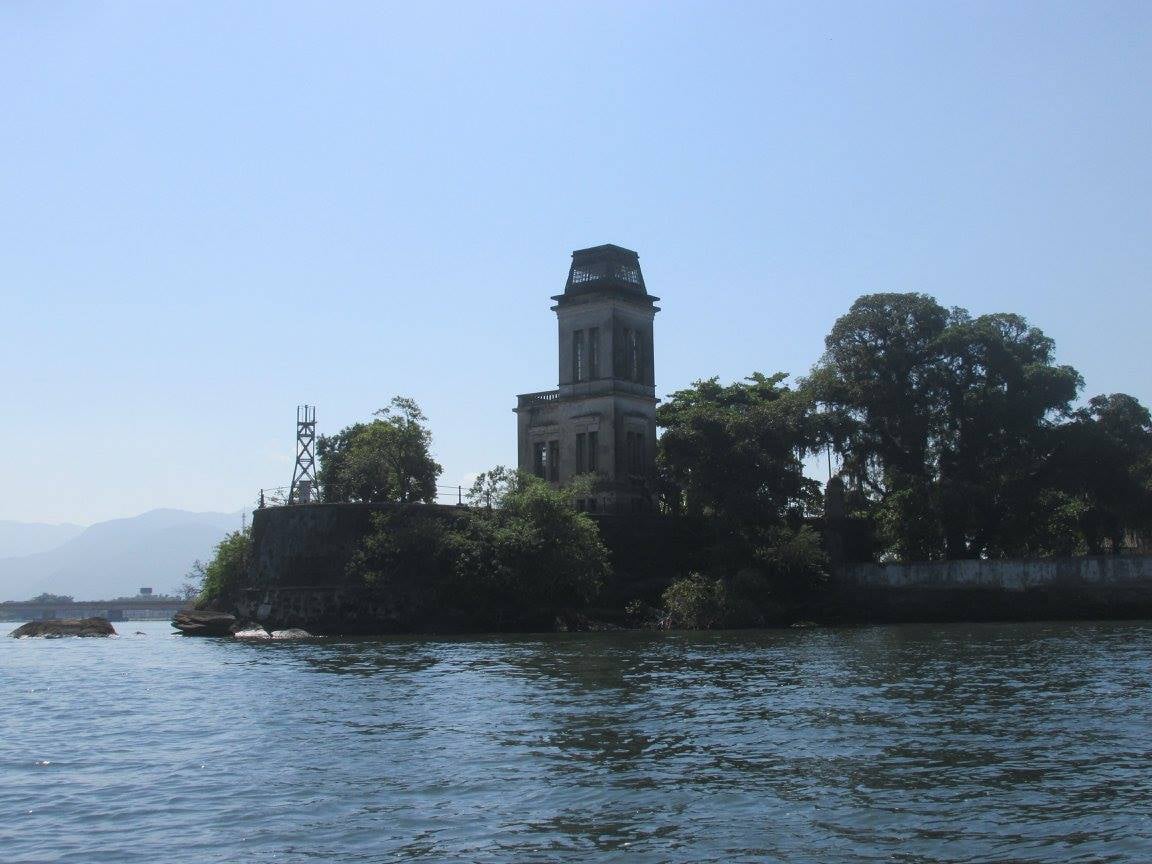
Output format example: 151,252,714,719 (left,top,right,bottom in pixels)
657,373,826,586
317,396,442,503
932,312,1081,557
804,294,953,559
805,293,951,495
657,372,822,523
806,293,1082,560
